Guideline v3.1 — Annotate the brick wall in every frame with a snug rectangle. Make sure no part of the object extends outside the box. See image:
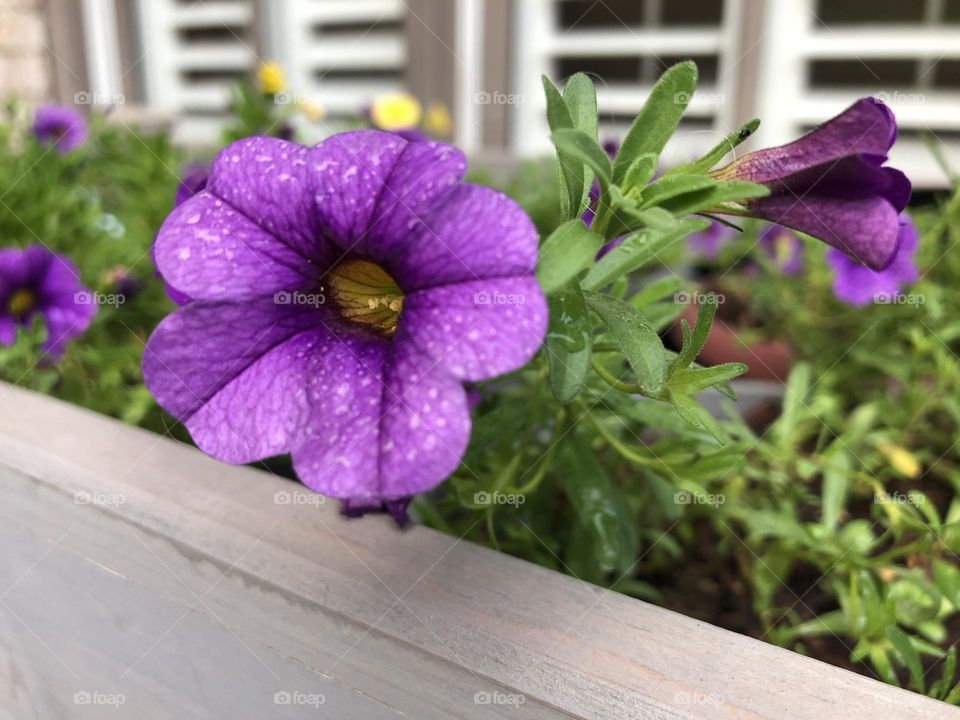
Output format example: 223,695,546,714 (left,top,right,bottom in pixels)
0,0,51,102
